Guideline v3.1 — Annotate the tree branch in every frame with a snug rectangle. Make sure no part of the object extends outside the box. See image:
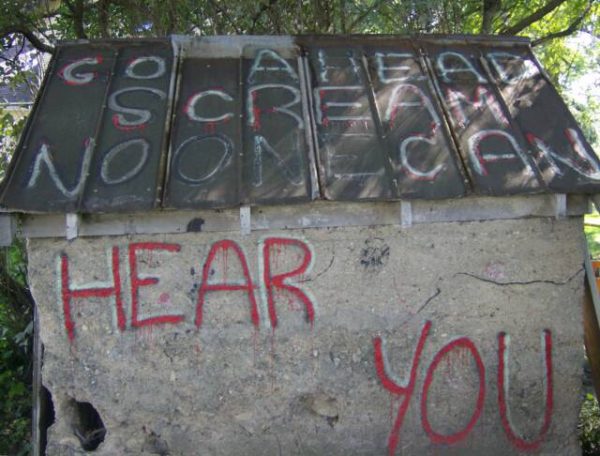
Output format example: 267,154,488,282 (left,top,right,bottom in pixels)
0,26,55,54
347,0,387,32
97,0,111,38
0,36,26,67
532,1,593,46
250,0,278,33
205,0,241,33
481,0,502,34
500,0,568,35
21,28,55,54
64,0,88,39
339,0,346,34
